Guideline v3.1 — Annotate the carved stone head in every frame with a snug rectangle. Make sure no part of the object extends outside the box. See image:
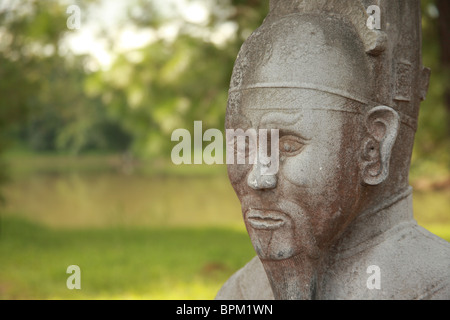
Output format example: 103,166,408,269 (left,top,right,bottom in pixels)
219,0,450,300
225,0,430,287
